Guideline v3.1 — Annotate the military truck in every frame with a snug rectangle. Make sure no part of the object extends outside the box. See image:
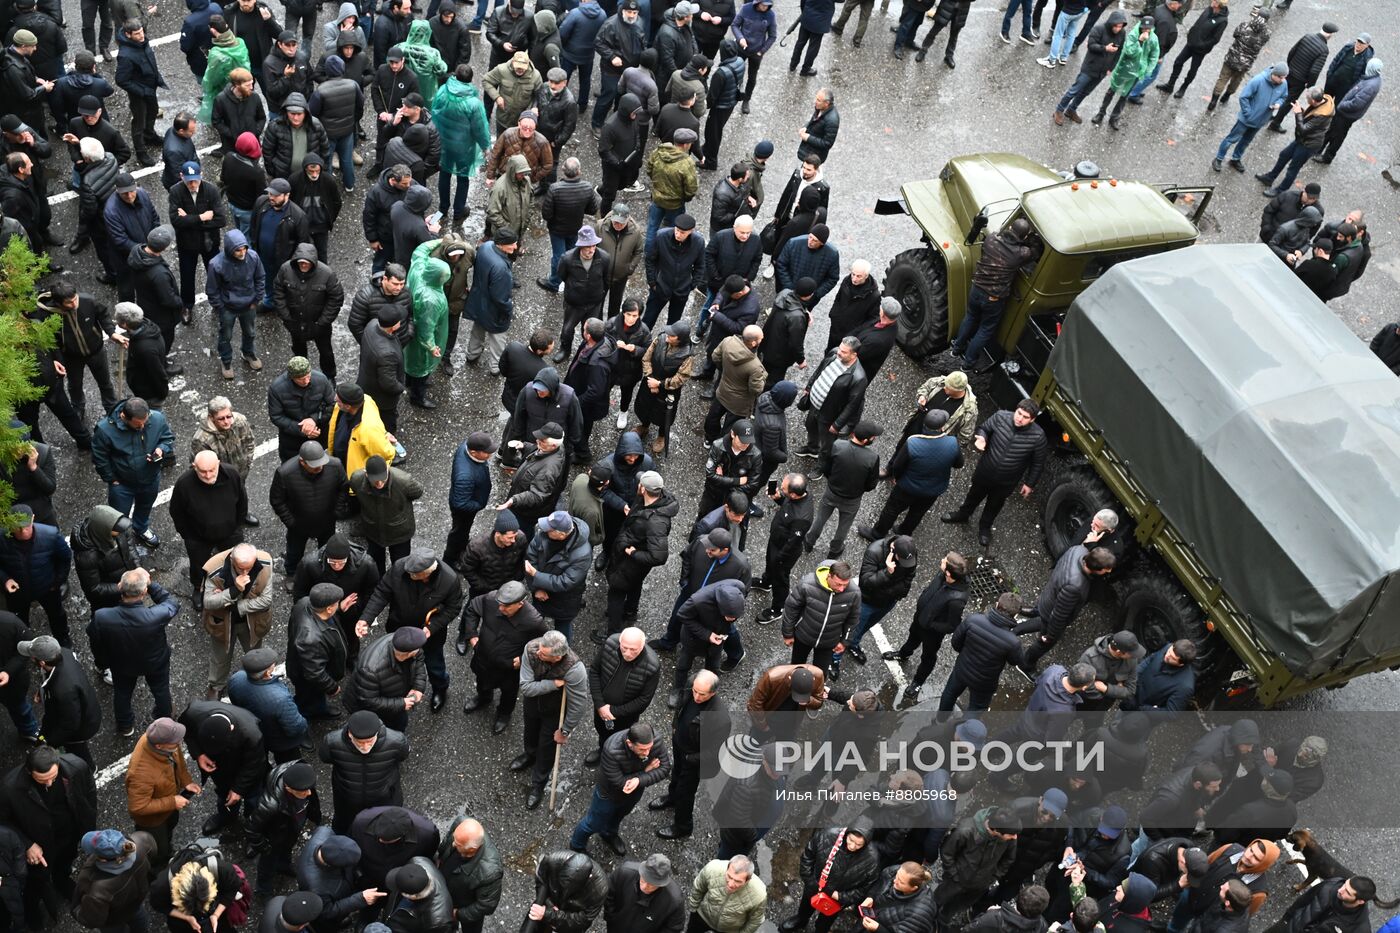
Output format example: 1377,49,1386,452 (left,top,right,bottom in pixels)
878,155,1400,706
